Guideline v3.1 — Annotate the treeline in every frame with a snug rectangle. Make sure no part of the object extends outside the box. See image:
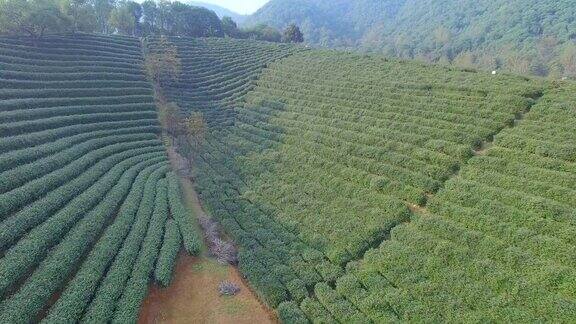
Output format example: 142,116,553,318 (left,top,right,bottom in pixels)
248,0,576,79
0,0,304,43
